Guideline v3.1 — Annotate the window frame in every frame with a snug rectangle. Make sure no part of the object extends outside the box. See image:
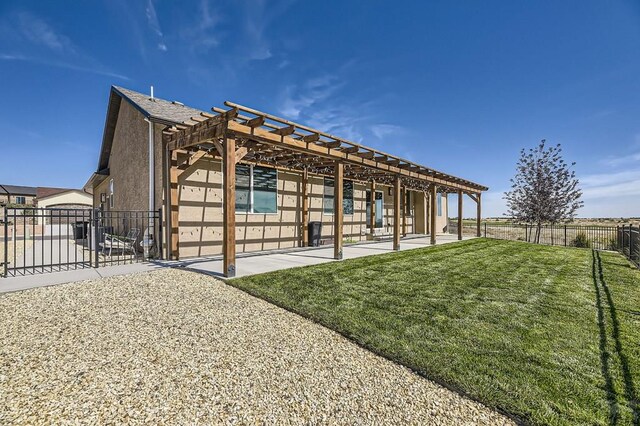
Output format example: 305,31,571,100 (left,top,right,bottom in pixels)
235,164,278,214
323,177,354,216
109,179,114,209
15,196,26,205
